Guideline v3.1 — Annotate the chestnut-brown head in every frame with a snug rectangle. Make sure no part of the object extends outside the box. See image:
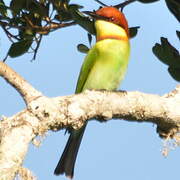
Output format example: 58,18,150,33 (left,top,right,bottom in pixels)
95,6,129,36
